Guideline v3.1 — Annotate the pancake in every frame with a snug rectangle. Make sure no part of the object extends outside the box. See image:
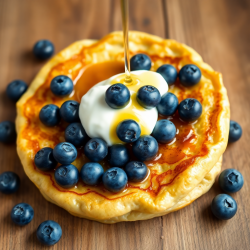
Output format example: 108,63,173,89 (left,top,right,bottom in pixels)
16,31,230,223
